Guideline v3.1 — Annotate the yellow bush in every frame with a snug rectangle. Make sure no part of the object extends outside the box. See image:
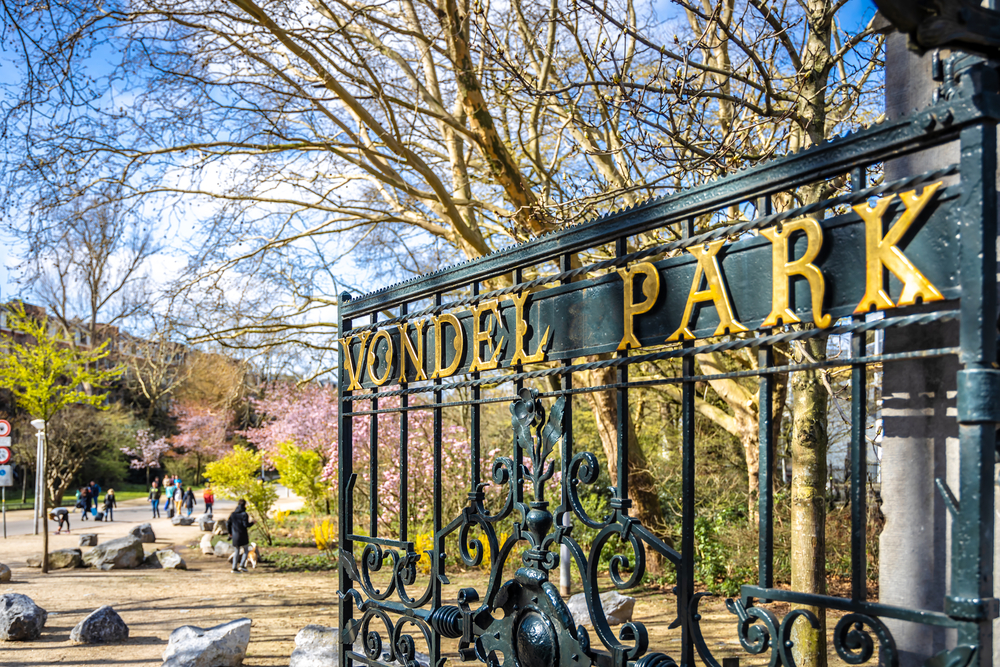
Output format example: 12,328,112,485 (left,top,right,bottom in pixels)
313,518,337,556
272,509,291,524
414,533,433,574
479,532,509,571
